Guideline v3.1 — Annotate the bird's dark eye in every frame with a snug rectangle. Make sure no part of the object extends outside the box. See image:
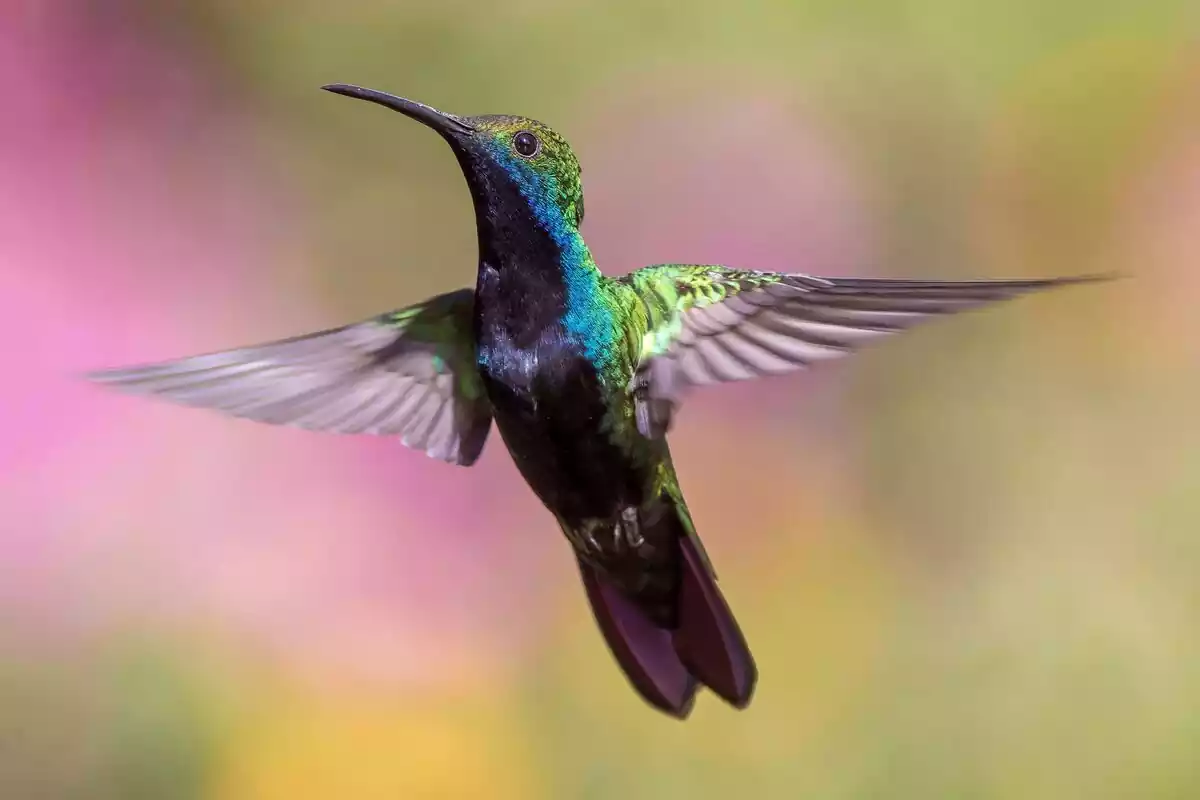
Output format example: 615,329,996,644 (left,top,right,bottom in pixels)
513,131,540,158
